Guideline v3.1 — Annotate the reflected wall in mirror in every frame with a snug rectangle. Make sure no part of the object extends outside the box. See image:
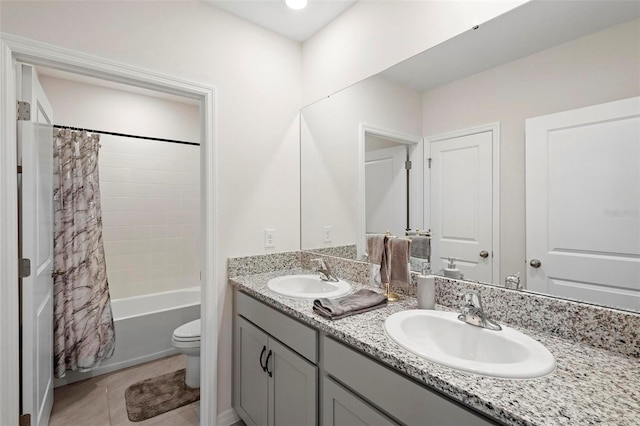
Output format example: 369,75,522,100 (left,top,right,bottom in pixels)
300,1,640,312
300,75,423,254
